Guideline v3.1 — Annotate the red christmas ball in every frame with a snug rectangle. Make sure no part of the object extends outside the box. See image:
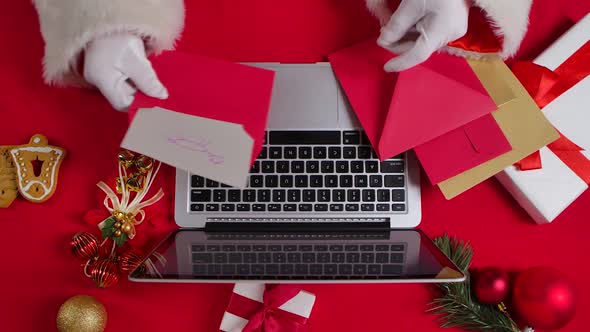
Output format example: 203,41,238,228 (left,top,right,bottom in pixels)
70,232,100,261
512,267,576,331
90,259,120,288
473,267,510,304
118,250,145,273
